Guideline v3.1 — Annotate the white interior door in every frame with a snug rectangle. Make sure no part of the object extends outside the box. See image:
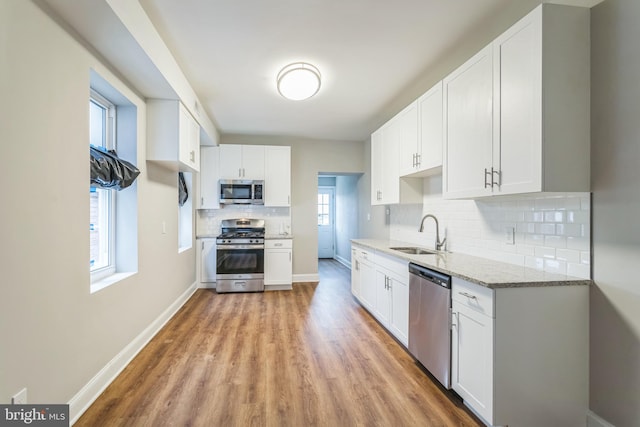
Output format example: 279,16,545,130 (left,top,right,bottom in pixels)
317,187,335,258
